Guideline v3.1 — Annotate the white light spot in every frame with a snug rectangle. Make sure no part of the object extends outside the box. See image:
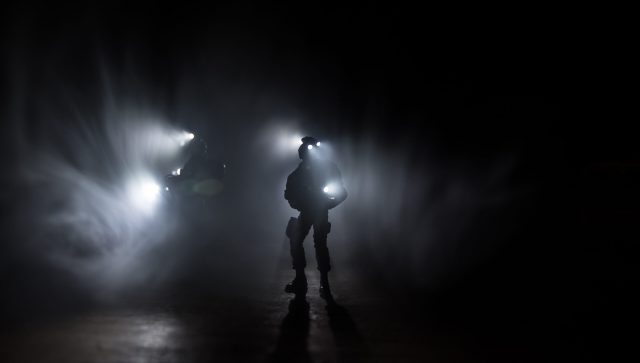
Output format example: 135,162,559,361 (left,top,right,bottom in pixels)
316,142,321,146
179,131,195,147
307,144,313,150
141,181,160,200
126,176,162,215
323,182,338,195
